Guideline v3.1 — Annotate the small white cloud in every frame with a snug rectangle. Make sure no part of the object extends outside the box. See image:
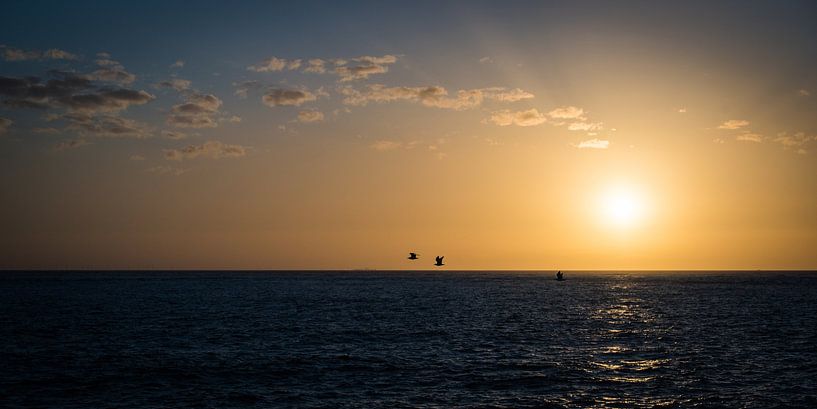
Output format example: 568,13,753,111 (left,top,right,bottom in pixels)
797,148,807,155
54,138,89,151
170,60,185,69
479,56,493,64
89,56,137,84
297,110,324,123
43,49,79,60
304,59,327,73
548,106,584,119
339,84,532,110
233,80,261,98
262,88,317,107
718,119,749,130
64,115,152,138
574,138,609,149
567,122,603,131
164,140,248,161
370,140,403,151
161,130,189,140
486,109,547,127
32,127,60,134
773,131,816,148
154,78,192,91
130,154,146,161
167,93,223,128
247,56,302,72
735,133,763,143
334,55,398,82
678,108,687,113
2,46,77,61
146,165,189,176
798,89,810,97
